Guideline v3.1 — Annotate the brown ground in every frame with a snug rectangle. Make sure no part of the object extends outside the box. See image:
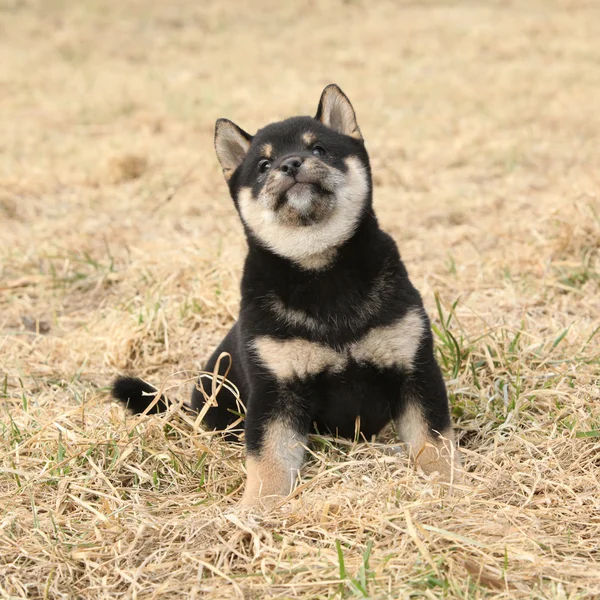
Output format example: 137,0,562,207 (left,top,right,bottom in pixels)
1,1,599,598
